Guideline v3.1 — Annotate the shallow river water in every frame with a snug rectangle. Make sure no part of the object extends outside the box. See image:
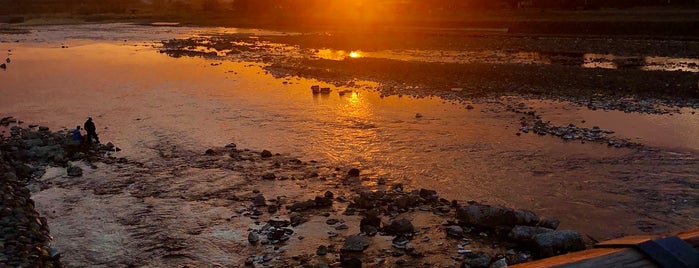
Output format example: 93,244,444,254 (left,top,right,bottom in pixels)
1,24,697,260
